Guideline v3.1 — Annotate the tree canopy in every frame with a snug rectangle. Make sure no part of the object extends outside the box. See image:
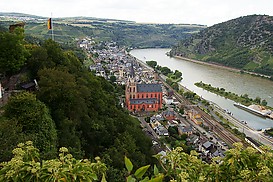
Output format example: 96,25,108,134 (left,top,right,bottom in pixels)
0,28,29,76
